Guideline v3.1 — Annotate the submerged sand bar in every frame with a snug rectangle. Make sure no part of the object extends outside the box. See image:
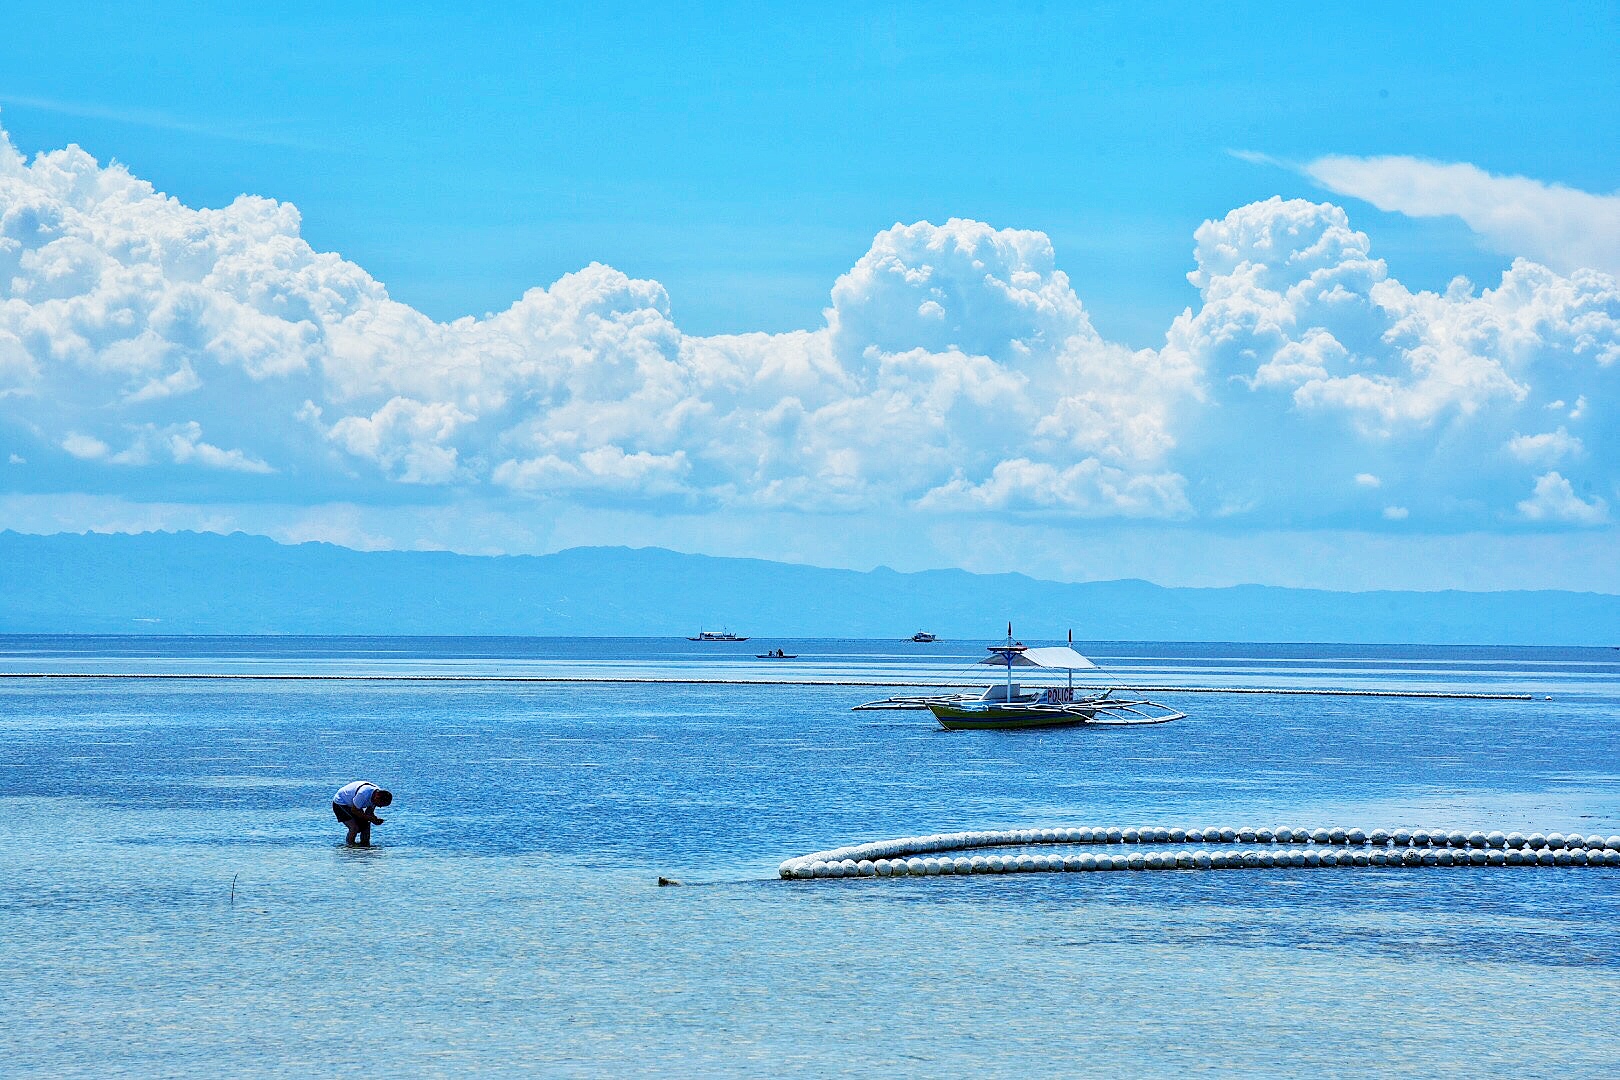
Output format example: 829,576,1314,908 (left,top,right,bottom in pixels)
0,672,1534,699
